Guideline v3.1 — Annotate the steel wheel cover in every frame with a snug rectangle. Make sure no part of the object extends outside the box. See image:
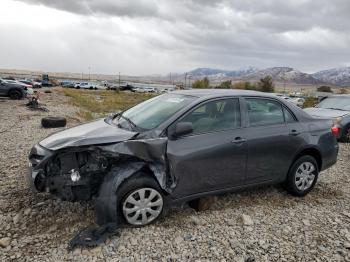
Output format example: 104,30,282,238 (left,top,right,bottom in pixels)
122,188,163,226
295,162,316,191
